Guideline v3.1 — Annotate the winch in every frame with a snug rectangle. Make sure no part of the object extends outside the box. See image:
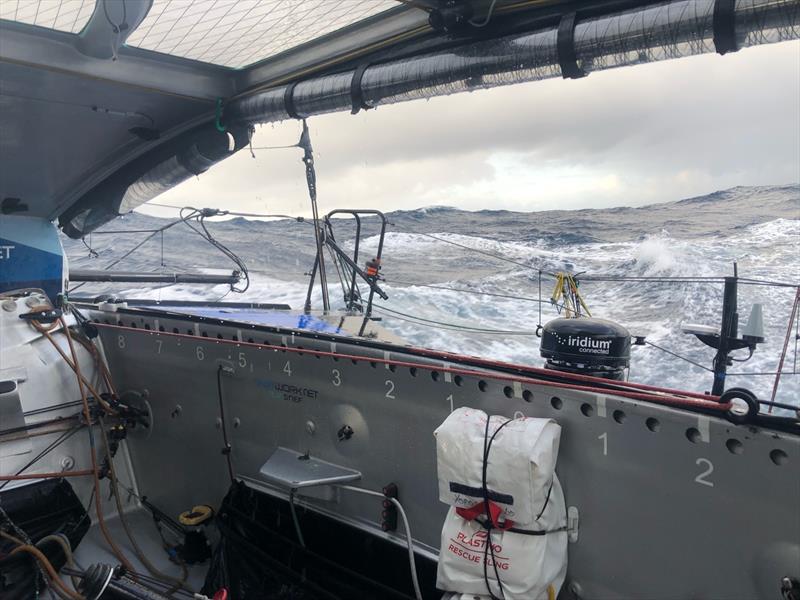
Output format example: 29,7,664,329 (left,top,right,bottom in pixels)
540,317,631,380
